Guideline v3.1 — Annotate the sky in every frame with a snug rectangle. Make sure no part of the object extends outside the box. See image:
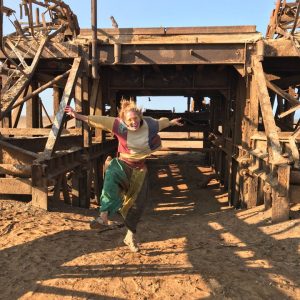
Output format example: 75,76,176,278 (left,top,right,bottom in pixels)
2,0,277,113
